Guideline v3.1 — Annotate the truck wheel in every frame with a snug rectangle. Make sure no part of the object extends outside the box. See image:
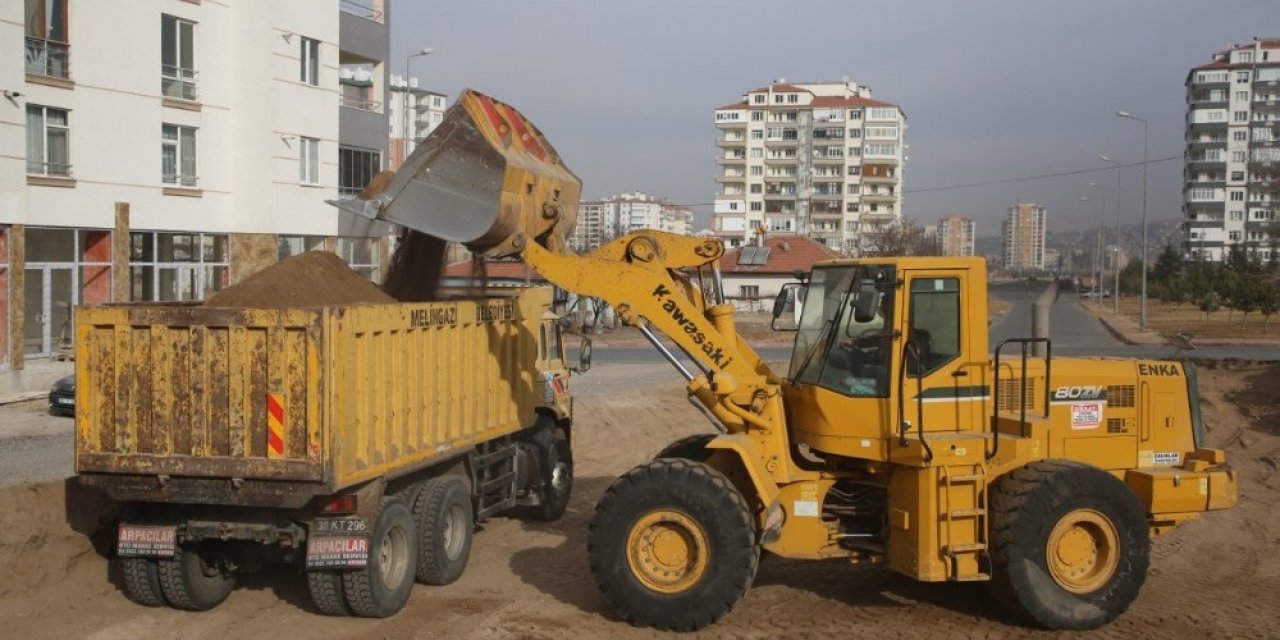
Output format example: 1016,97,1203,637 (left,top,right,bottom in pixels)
588,458,758,632
342,496,417,617
306,570,350,616
413,476,474,585
121,557,166,607
534,430,573,522
988,460,1150,630
157,545,235,611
